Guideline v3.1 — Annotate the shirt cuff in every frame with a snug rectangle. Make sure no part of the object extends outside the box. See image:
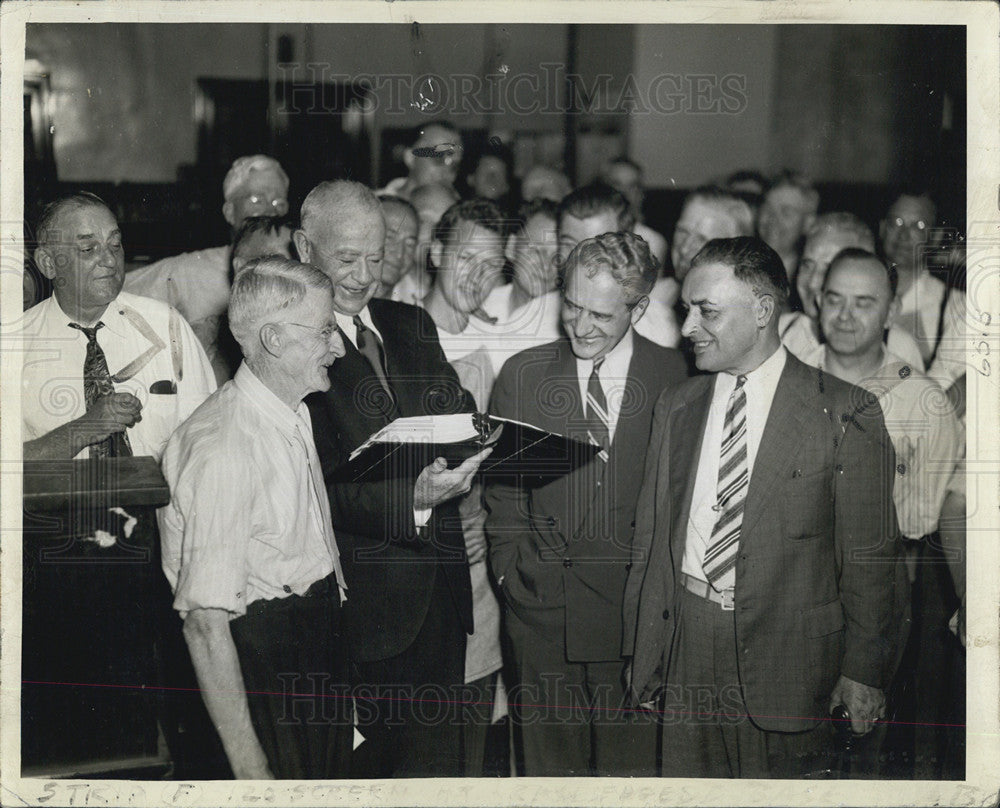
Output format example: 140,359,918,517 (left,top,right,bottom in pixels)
413,507,432,528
